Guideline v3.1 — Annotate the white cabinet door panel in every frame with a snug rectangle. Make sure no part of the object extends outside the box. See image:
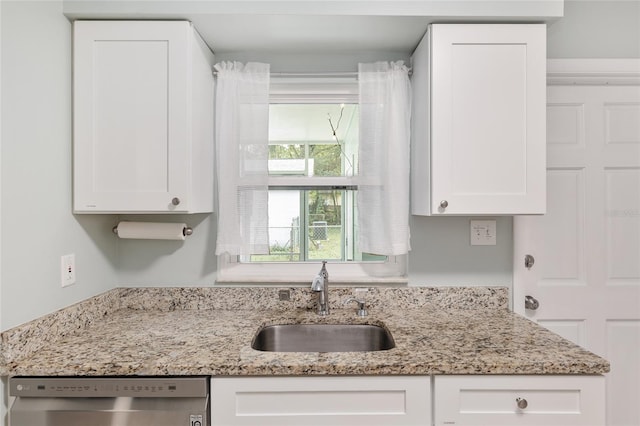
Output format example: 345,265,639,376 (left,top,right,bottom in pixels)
73,21,214,213
91,40,171,195
211,376,431,426
434,375,605,426
411,24,546,215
